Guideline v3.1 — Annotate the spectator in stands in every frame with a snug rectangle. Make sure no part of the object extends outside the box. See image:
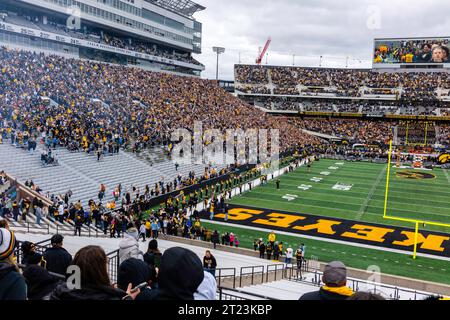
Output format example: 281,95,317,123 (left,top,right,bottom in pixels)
119,226,143,263
0,228,27,300
74,213,83,236
21,241,44,266
285,246,293,264
143,239,162,289
266,242,273,260
50,246,139,300
268,231,276,247
211,230,220,249
139,222,146,242
117,258,158,300
194,271,217,301
43,234,72,276
23,265,63,300
203,250,217,277
157,247,204,300
258,241,266,259
299,261,354,300
0,219,9,229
